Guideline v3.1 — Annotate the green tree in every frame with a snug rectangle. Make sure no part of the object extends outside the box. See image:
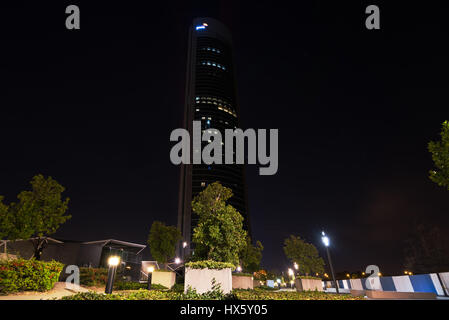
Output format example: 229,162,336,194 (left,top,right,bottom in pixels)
404,223,449,273
283,235,325,276
147,221,182,268
240,237,263,273
428,120,449,190
0,196,11,240
0,174,70,259
191,182,247,266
